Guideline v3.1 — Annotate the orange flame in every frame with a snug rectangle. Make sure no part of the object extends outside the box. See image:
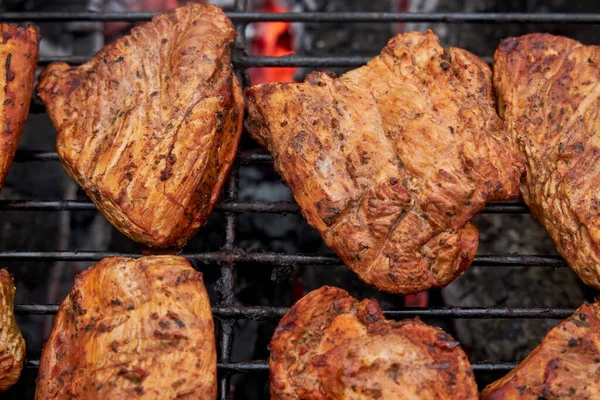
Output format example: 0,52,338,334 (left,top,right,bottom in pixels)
249,0,296,84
